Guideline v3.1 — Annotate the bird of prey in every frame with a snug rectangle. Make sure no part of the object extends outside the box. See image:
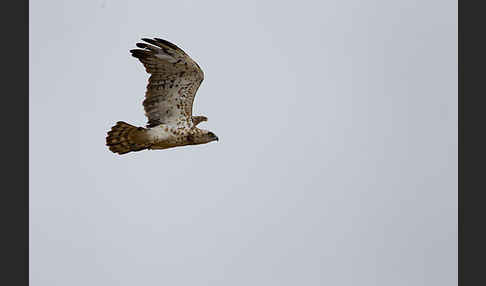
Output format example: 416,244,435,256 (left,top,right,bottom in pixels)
106,37,218,155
